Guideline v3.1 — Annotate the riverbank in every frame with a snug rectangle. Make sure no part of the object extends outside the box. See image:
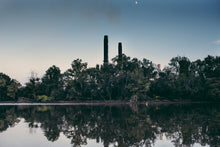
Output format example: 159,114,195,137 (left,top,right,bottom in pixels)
0,100,215,105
